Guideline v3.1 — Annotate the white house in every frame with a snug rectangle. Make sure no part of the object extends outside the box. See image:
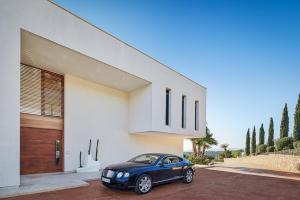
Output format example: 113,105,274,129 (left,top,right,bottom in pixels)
0,0,206,187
